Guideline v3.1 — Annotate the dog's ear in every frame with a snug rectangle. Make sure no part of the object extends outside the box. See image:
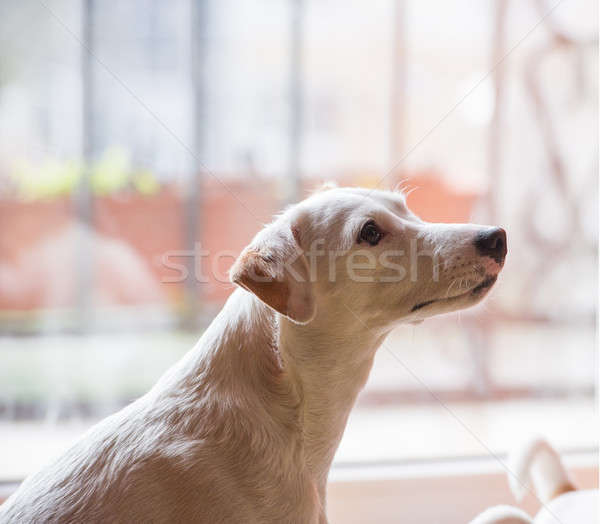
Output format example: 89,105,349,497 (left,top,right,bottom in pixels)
230,226,316,324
